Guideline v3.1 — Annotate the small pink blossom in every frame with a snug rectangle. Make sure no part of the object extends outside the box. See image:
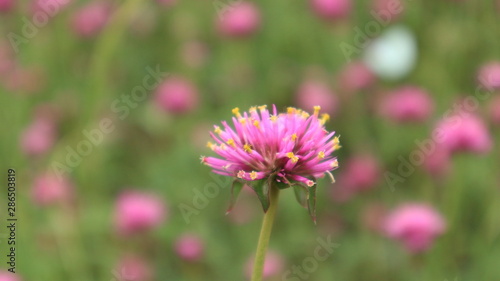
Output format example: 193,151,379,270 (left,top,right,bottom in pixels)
332,154,380,201
379,86,434,123
296,79,338,116
114,190,167,235
202,105,339,188
217,2,260,37
0,271,22,281
338,61,375,92
384,203,446,253
31,173,74,206
72,1,111,38
175,234,205,262
0,0,14,12
489,95,500,125
20,114,57,156
310,0,352,20
115,255,152,281
154,76,199,114
245,251,284,279
477,62,500,90
435,114,492,154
